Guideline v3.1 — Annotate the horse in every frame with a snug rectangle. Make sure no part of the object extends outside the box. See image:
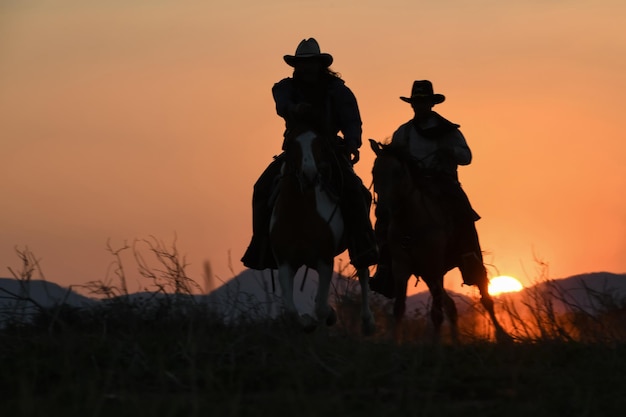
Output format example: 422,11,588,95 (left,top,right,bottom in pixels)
269,130,375,335
369,139,509,343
